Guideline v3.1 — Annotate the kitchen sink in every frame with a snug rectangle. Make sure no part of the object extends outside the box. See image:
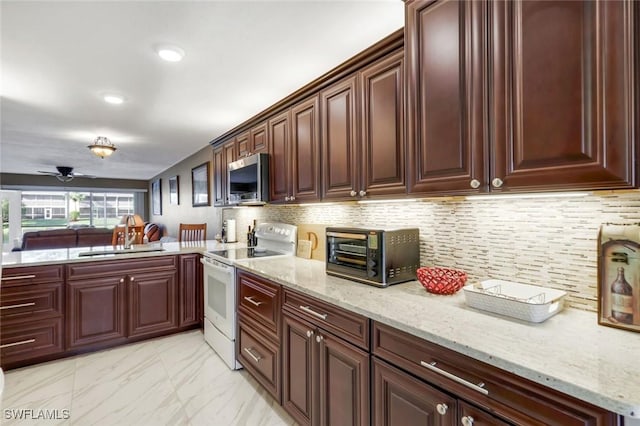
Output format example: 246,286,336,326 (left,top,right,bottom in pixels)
77,246,165,256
